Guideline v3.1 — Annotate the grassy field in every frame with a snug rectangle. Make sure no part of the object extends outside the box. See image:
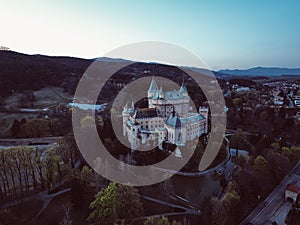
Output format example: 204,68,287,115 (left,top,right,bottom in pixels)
3,87,73,109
